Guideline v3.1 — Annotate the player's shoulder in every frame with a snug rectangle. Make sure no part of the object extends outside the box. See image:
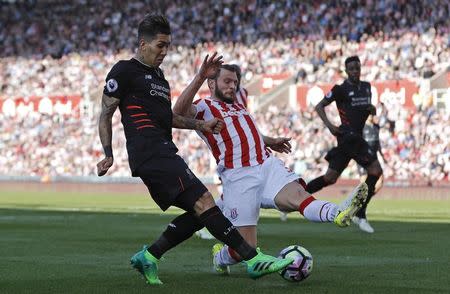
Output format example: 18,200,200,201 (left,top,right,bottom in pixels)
194,97,213,105
361,81,371,88
109,59,135,73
